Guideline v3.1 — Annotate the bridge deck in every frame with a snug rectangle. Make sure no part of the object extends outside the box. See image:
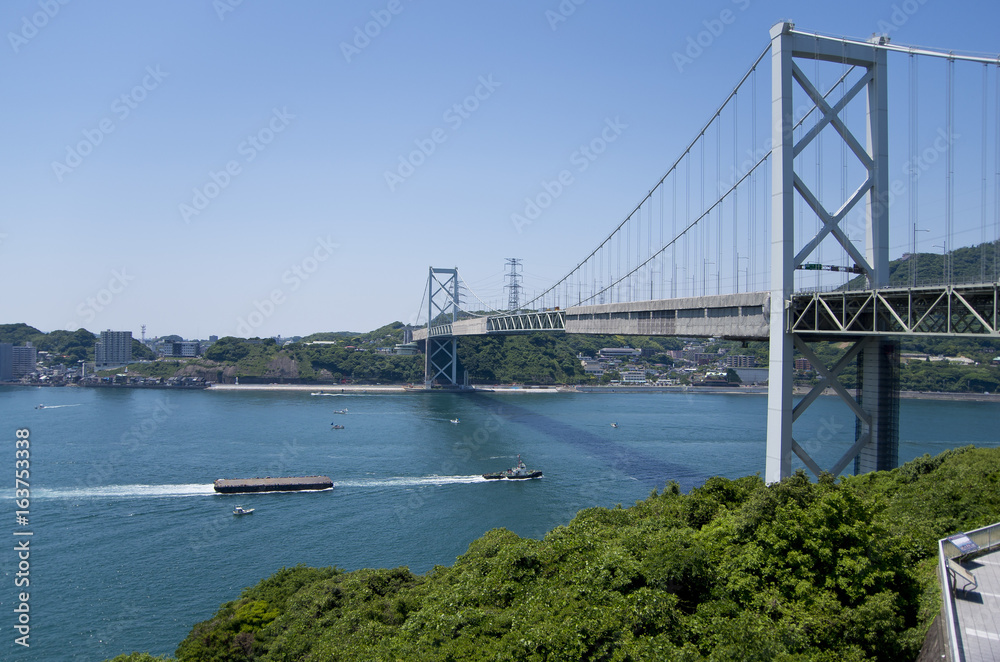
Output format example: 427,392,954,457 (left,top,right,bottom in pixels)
950,547,1000,661
412,291,771,341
